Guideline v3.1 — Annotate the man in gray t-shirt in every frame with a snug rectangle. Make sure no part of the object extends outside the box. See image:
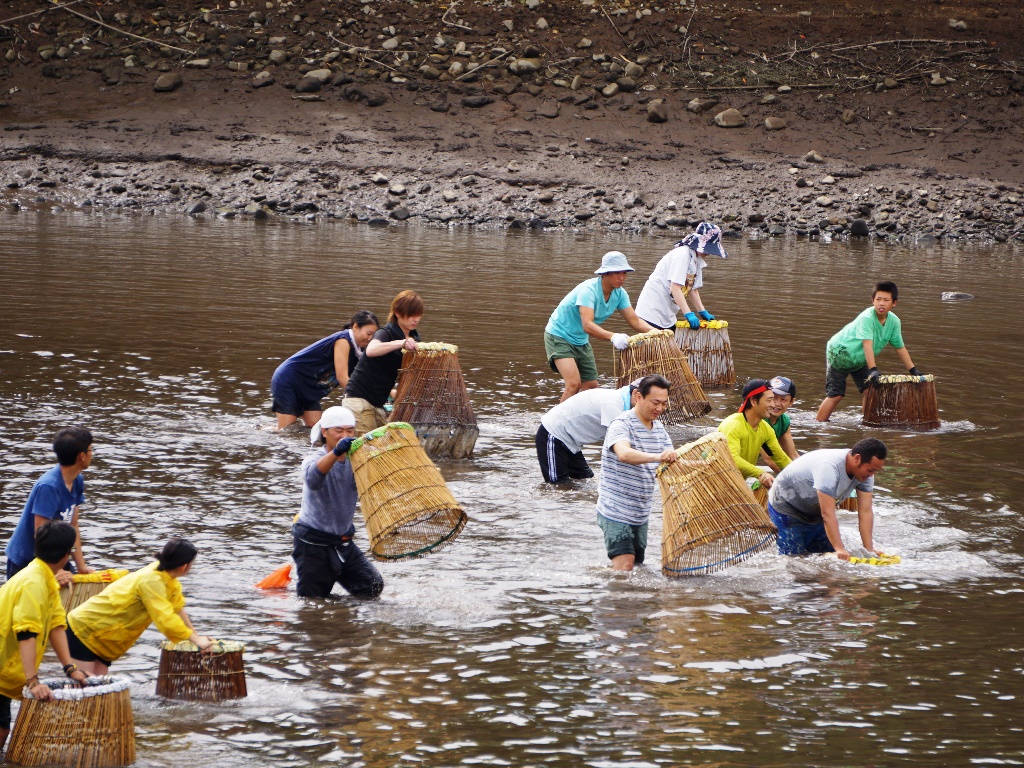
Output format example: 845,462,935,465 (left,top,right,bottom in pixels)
767,438,889,560
536,383,638,483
